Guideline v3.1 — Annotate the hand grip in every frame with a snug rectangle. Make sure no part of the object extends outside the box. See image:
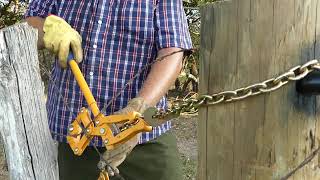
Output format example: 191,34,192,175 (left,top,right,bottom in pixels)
67,52,101,116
